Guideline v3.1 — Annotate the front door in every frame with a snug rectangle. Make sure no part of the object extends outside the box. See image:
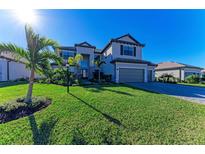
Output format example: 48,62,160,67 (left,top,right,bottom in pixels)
81,69,88,79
